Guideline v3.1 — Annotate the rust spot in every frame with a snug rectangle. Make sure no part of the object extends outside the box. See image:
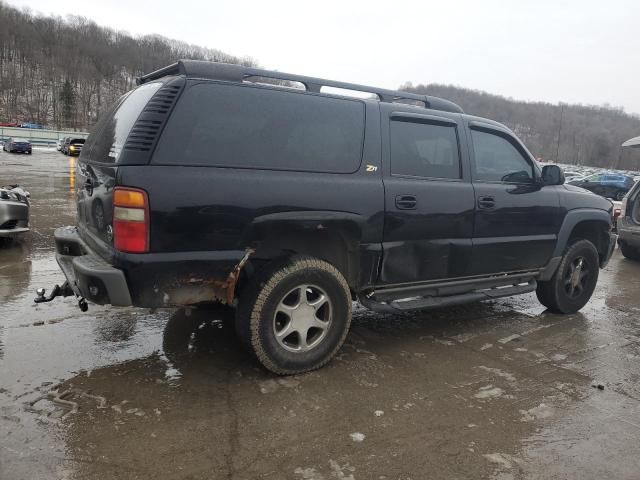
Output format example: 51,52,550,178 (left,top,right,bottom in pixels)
163,248,254,306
